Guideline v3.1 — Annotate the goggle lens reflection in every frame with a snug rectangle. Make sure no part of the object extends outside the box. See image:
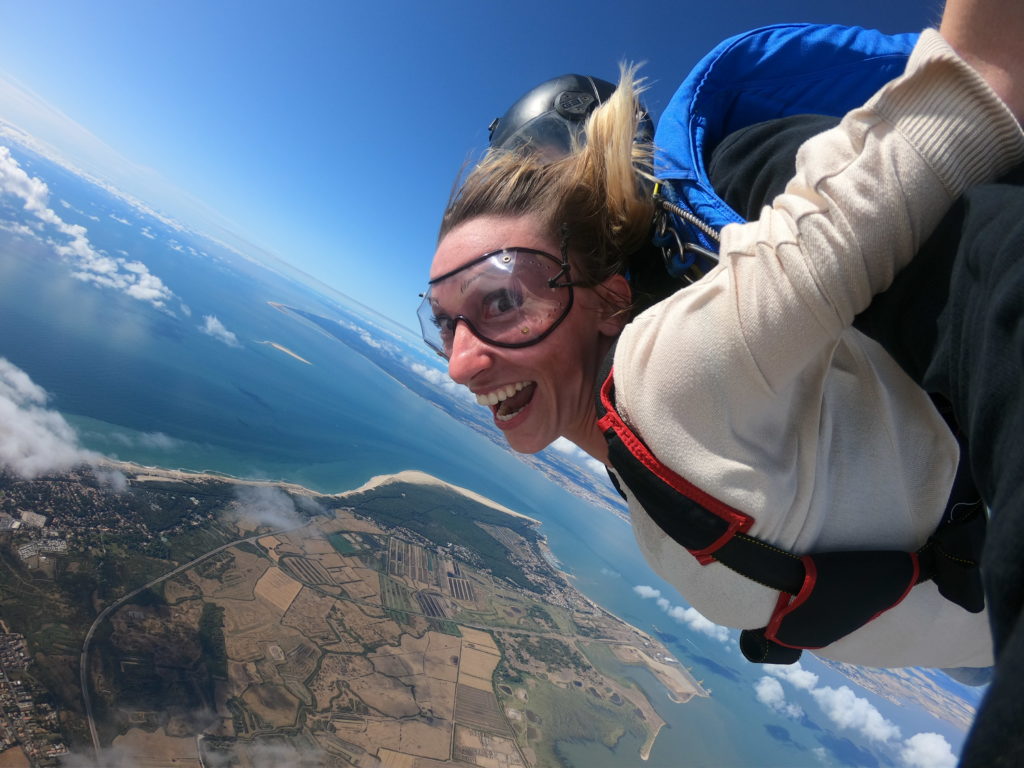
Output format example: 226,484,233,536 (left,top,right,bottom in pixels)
418,248,573,358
